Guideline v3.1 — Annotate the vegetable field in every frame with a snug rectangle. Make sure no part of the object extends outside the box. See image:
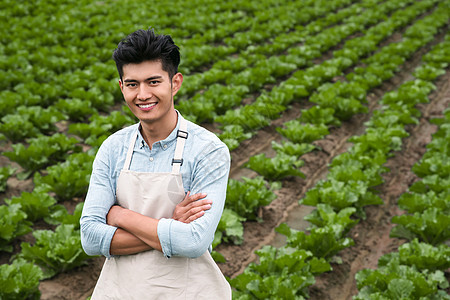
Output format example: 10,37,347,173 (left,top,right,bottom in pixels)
1,0,449,299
